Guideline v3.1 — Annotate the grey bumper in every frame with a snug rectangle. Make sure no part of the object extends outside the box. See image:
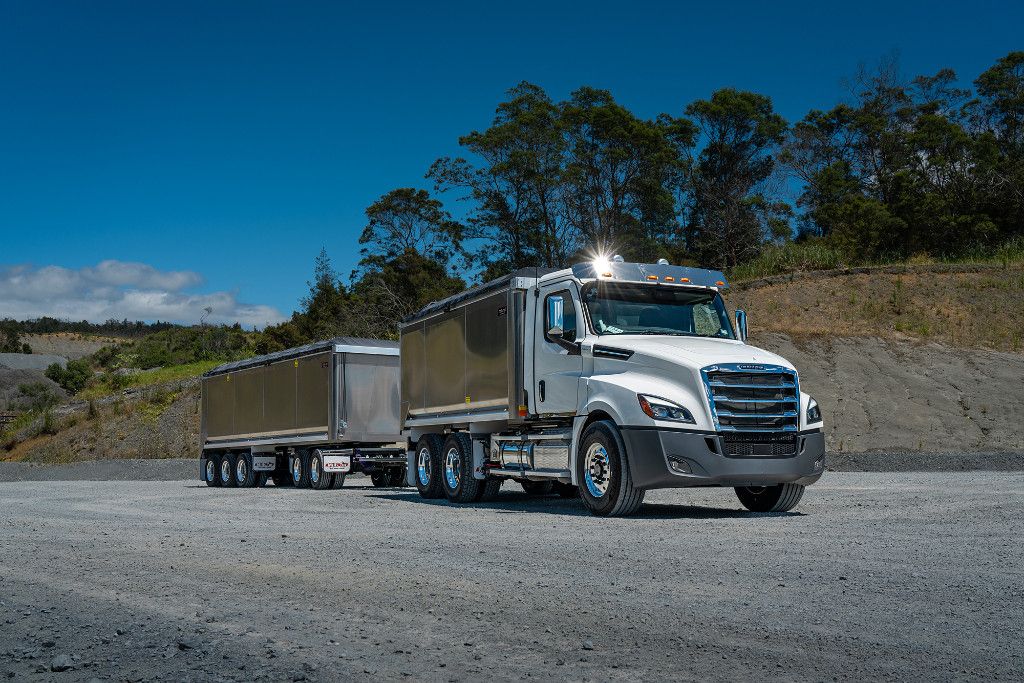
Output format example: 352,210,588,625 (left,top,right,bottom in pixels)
620,427,825,489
